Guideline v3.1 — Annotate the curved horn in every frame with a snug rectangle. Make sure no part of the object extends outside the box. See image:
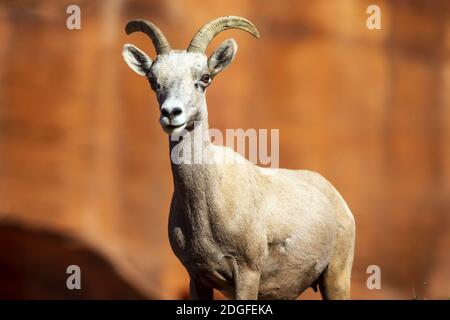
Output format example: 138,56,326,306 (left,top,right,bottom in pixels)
125,19,171,55
187,16,260,53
